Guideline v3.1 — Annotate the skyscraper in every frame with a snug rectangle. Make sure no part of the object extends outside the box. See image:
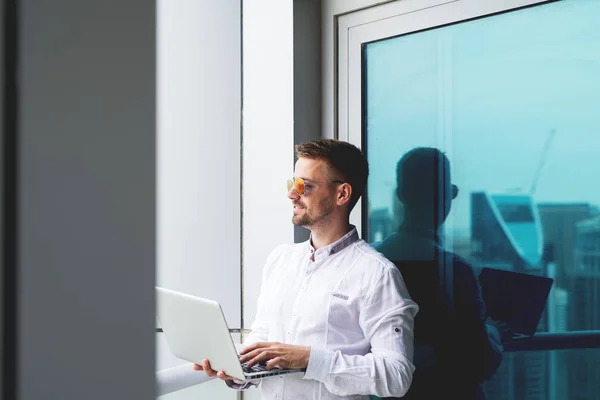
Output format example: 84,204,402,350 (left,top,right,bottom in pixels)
537,203,594,283
471,192,544,273
567,216,600,400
